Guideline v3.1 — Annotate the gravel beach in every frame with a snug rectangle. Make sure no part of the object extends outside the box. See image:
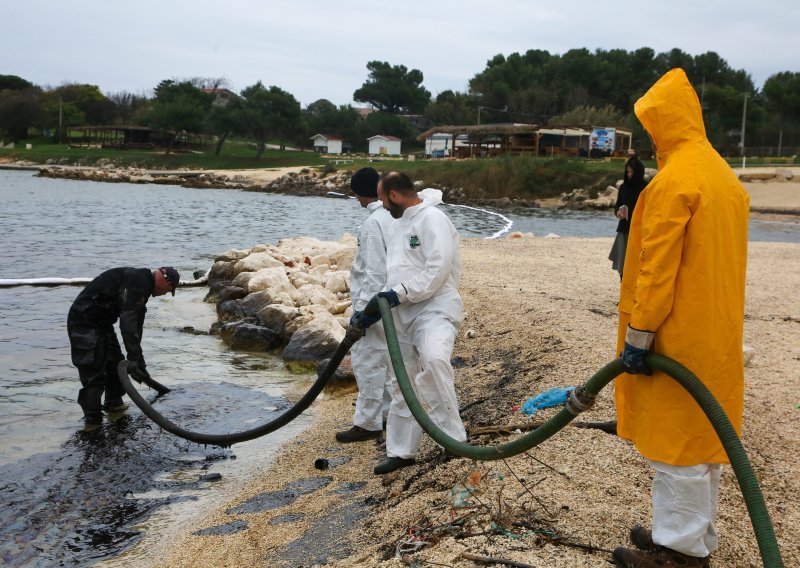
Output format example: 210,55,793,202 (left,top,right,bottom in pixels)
151,227,799,567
